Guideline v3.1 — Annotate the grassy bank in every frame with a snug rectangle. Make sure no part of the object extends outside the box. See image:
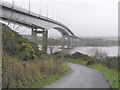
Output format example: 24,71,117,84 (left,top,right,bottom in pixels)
67,59,118,89
35,74,65,88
